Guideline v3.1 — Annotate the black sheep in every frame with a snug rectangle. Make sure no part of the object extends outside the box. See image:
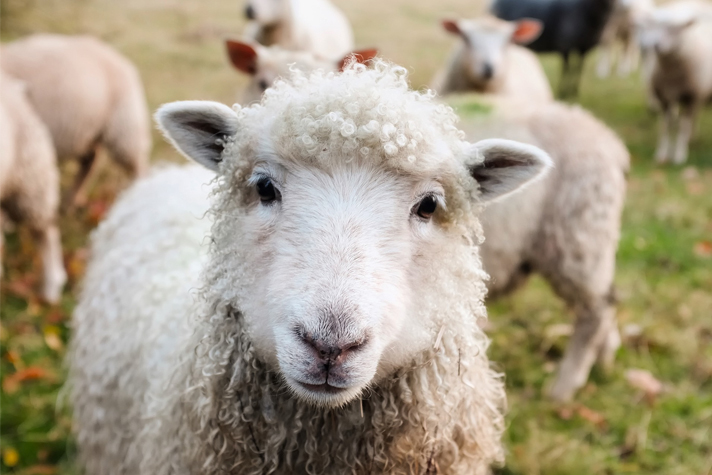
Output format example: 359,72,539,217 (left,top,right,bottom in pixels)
492,0,616,98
